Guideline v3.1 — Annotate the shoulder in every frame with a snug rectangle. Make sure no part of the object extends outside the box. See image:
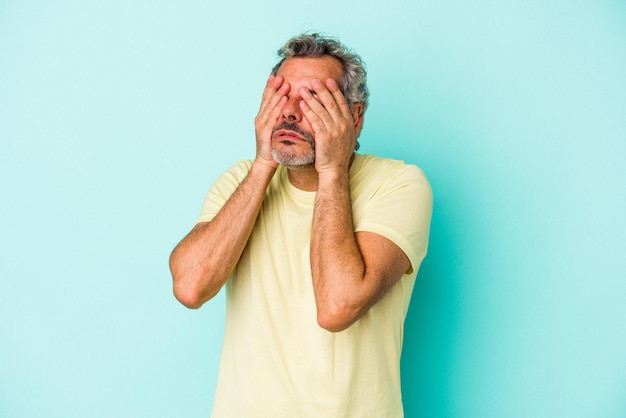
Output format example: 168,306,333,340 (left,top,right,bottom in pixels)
351,153,431,194
226,159,254,177
212,160,254,185
204,160,255,200
353,153,426,175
